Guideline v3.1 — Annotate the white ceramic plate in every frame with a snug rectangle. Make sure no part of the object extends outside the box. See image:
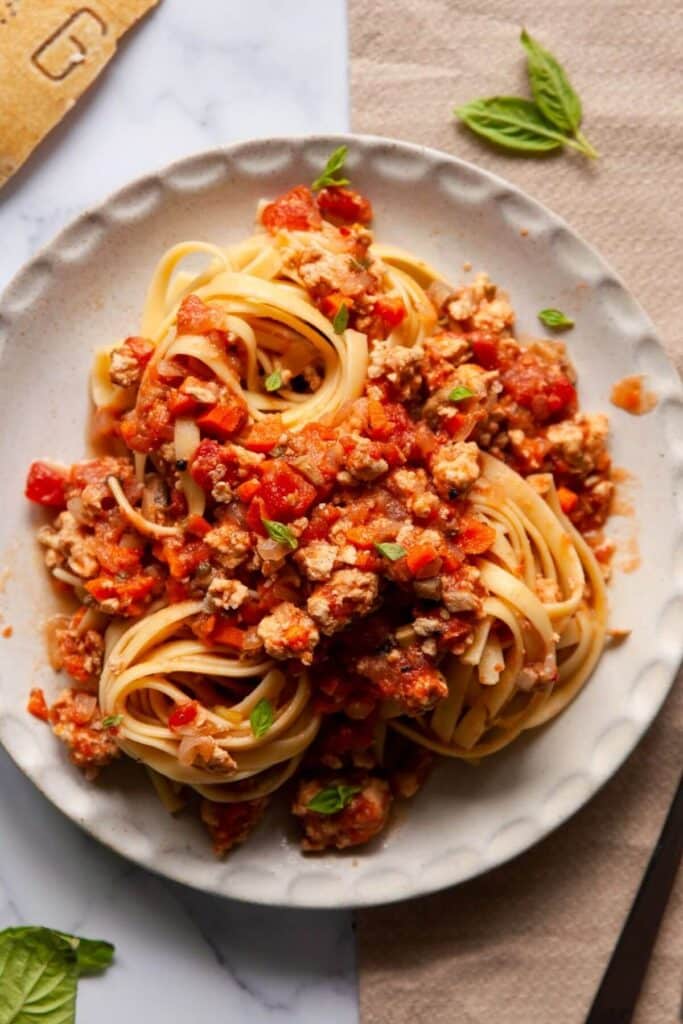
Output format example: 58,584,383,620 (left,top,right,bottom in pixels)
1,135,681,908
